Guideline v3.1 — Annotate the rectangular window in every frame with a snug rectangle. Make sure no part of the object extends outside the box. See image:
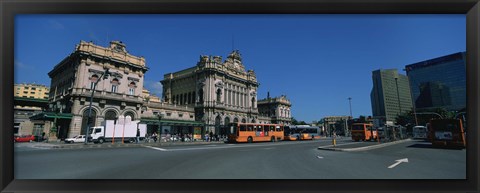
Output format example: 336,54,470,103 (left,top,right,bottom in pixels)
90,82,95,90
111,85,118,93
240,125,246,131
129,88,135,95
